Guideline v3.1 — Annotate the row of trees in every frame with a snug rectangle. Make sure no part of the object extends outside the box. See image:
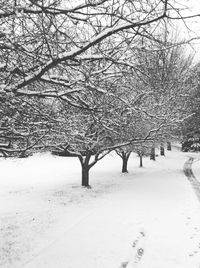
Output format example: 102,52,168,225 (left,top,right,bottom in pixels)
180,63,200,151
0,0,198,186
0,41,193,186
